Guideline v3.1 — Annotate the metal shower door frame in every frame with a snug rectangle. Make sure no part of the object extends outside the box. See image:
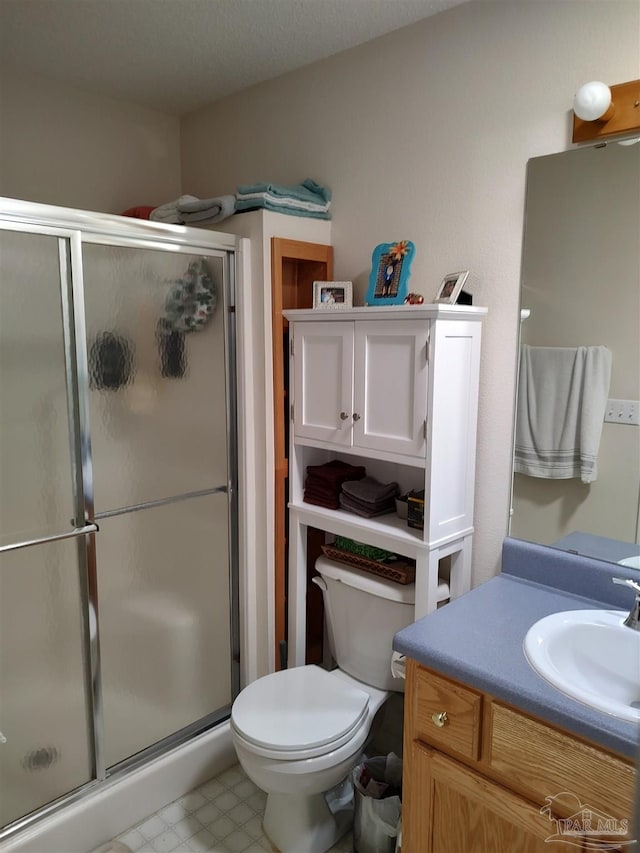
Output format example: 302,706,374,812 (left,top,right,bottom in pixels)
0,205,241,838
